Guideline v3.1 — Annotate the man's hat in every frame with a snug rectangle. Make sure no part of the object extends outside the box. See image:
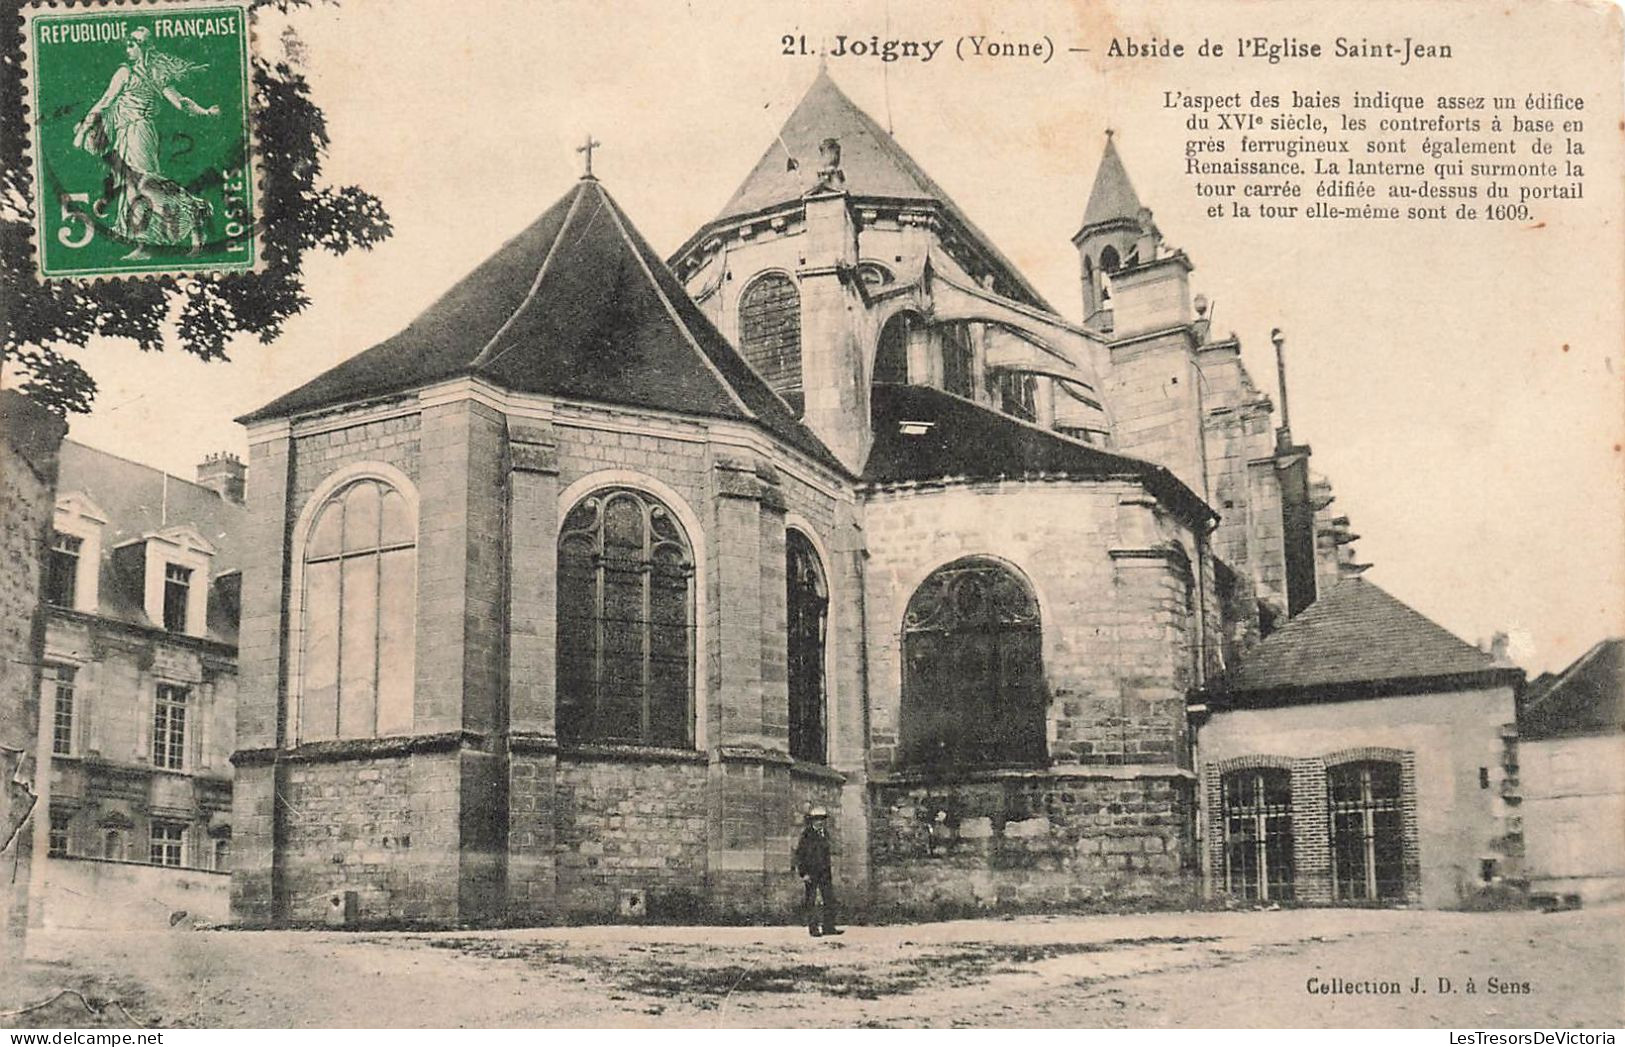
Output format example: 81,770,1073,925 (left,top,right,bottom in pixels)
806,806,829,819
